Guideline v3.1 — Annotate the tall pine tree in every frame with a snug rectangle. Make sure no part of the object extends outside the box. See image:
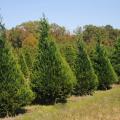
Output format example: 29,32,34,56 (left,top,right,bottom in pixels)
92,37,118,90
111,38,120,82
31,17,76,104
0,23,34,117
64,45,77,73
74,39,98,95
17,49,30,79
